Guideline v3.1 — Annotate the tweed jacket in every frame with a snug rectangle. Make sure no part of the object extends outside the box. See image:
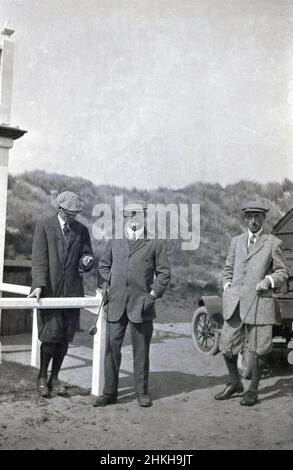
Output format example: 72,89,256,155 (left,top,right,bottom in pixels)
222,231,289,325
98,237,171,323
31,214,93,297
